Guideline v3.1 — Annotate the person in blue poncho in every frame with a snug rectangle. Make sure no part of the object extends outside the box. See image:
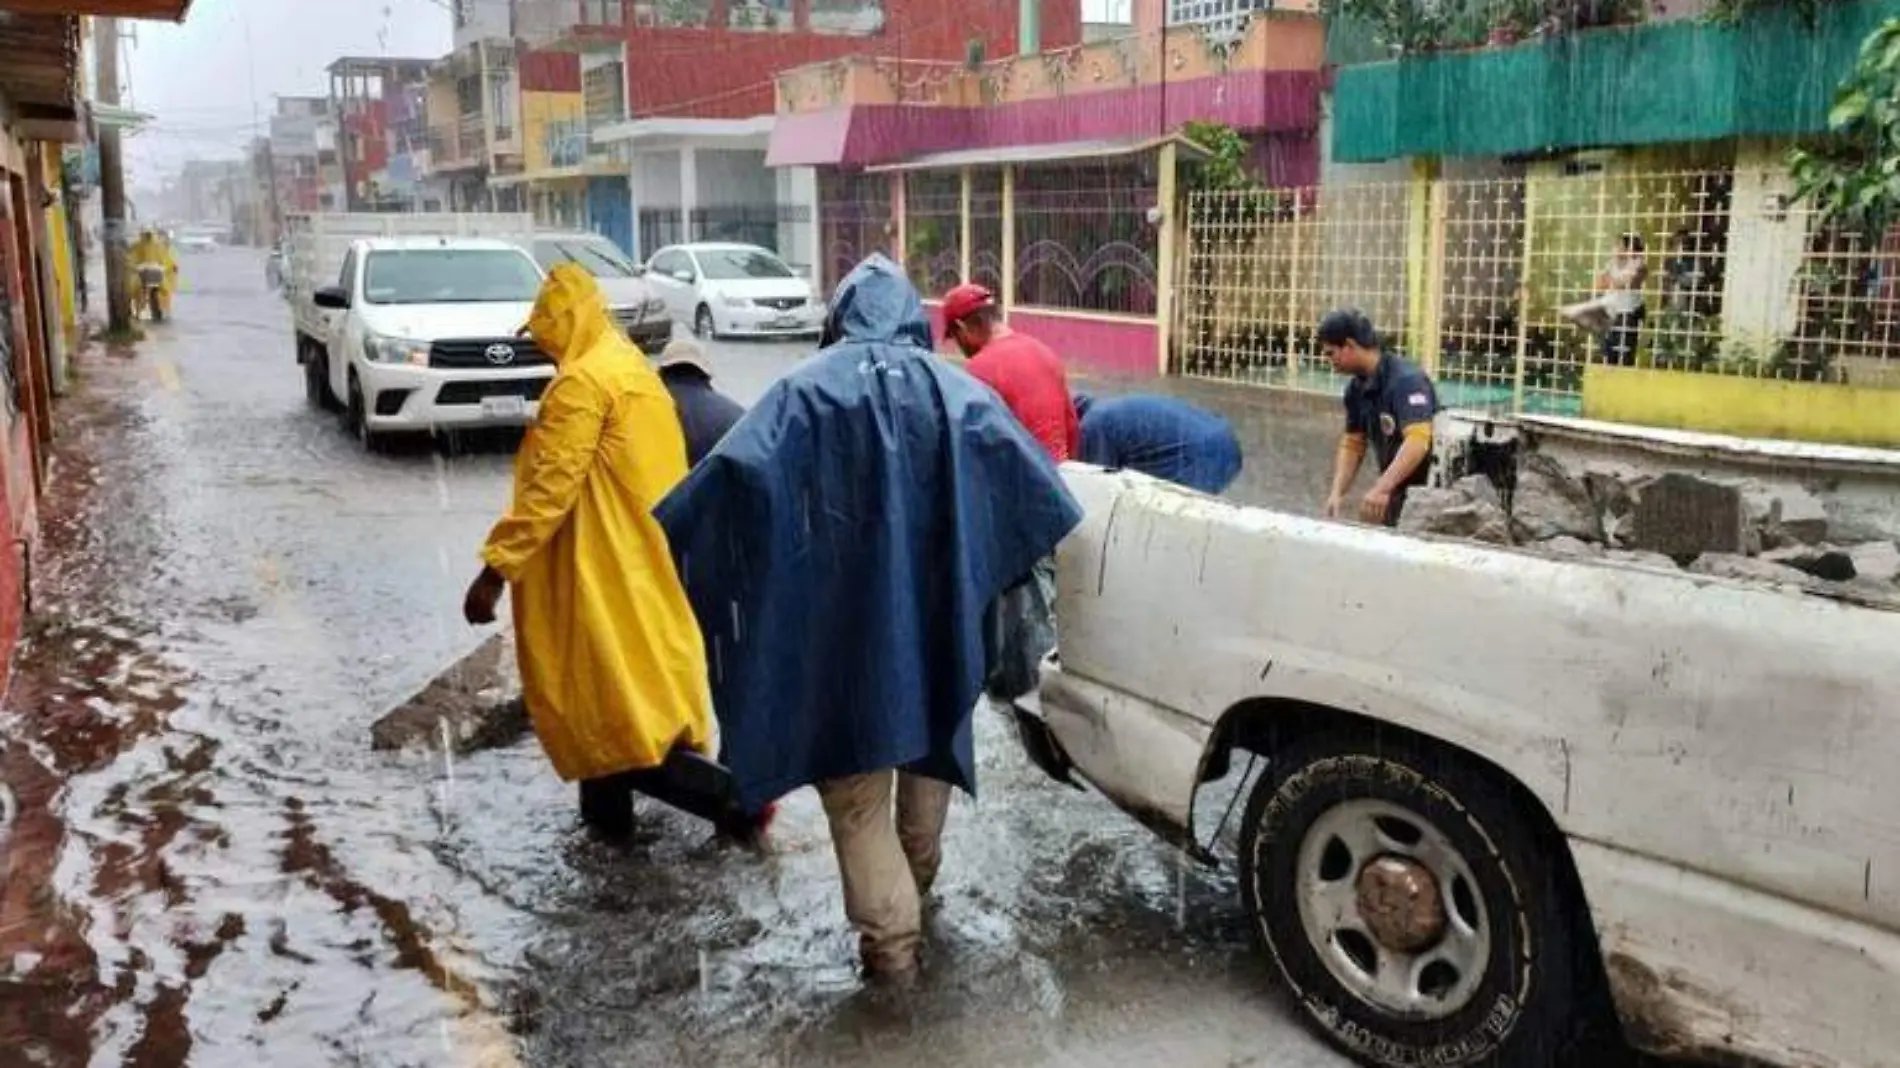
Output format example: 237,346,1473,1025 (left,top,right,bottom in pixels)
1074,392,1244,495
654,255,1082,983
